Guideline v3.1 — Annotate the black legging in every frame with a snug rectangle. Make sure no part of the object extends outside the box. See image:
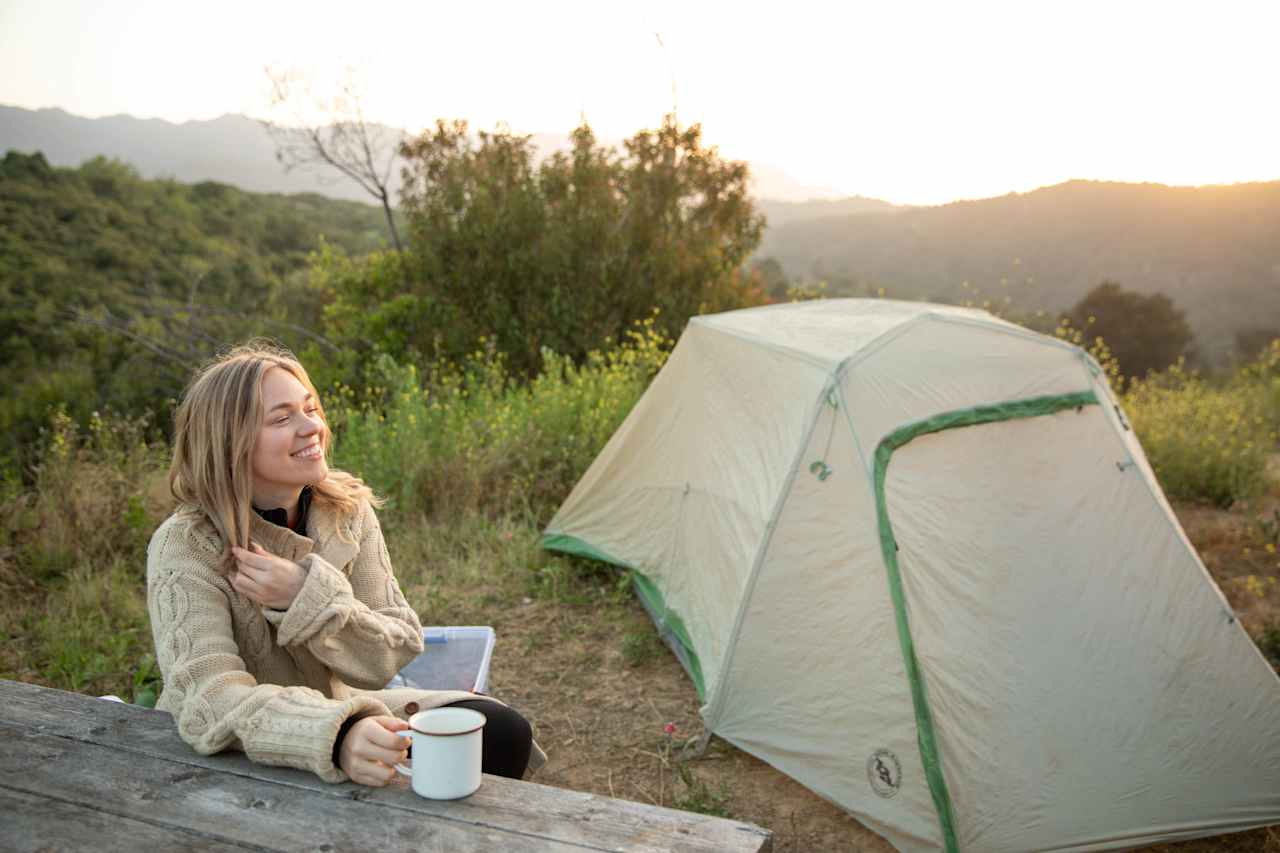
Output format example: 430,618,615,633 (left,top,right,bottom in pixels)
439,699,533,779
